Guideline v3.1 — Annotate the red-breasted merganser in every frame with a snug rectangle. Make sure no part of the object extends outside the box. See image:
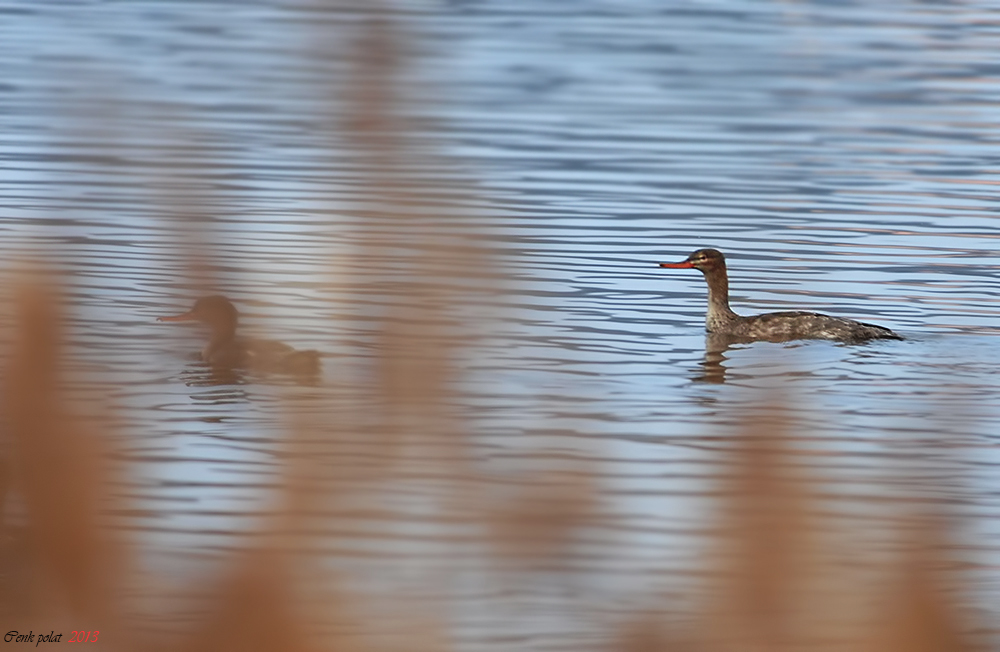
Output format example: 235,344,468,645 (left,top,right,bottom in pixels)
658,248,902,343
158,295,321,374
